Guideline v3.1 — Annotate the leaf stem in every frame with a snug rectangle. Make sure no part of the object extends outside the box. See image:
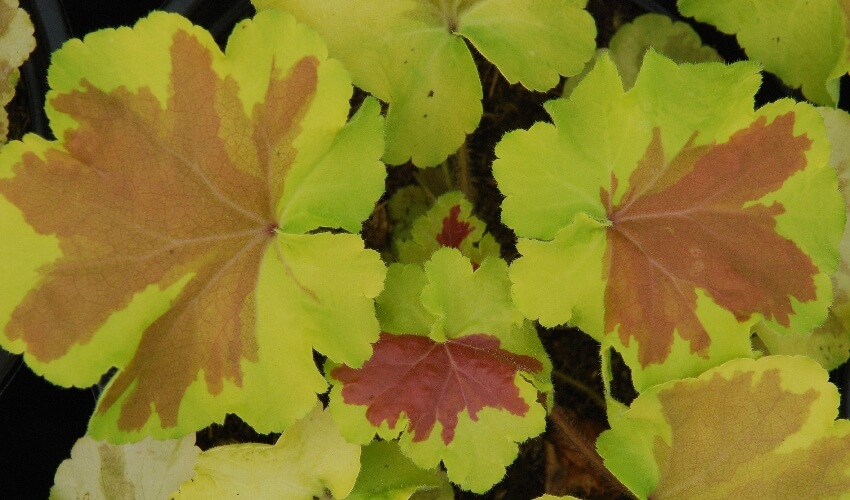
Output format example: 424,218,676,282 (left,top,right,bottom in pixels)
456,140,472,200
412,170,438,202
441,158,453,190
552,368,606,409
549,406,640,500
